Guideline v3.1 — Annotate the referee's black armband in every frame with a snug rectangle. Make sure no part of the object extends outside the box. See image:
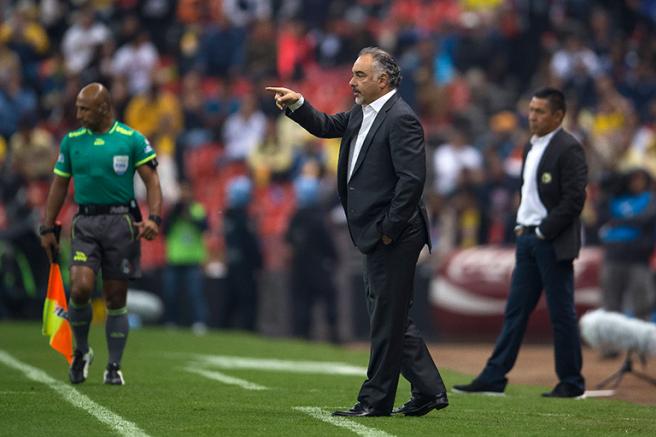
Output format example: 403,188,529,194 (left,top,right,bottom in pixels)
148,214,162,226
